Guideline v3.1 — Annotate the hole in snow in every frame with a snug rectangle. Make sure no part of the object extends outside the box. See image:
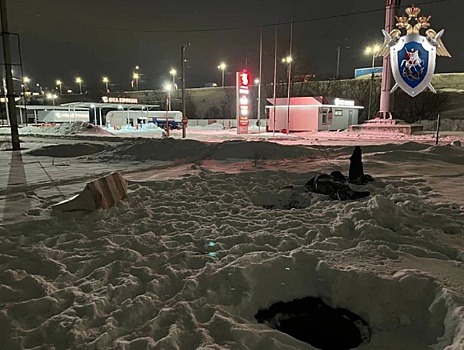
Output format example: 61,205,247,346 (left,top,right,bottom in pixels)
255,296,371,350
